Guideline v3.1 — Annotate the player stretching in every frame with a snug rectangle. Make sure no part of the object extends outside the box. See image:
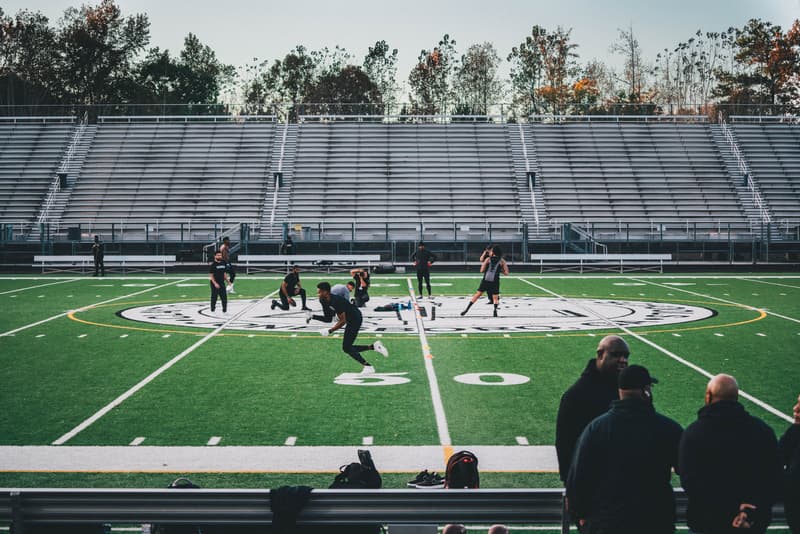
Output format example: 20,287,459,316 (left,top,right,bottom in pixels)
461,245,509,317
271,265,311,311
316,281,388,374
